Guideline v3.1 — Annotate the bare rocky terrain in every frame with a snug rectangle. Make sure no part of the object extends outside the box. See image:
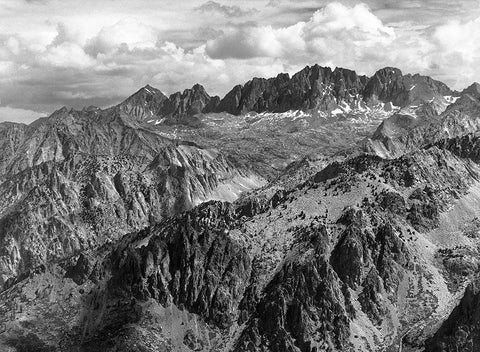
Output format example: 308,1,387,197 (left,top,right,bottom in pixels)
1,64,480,351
